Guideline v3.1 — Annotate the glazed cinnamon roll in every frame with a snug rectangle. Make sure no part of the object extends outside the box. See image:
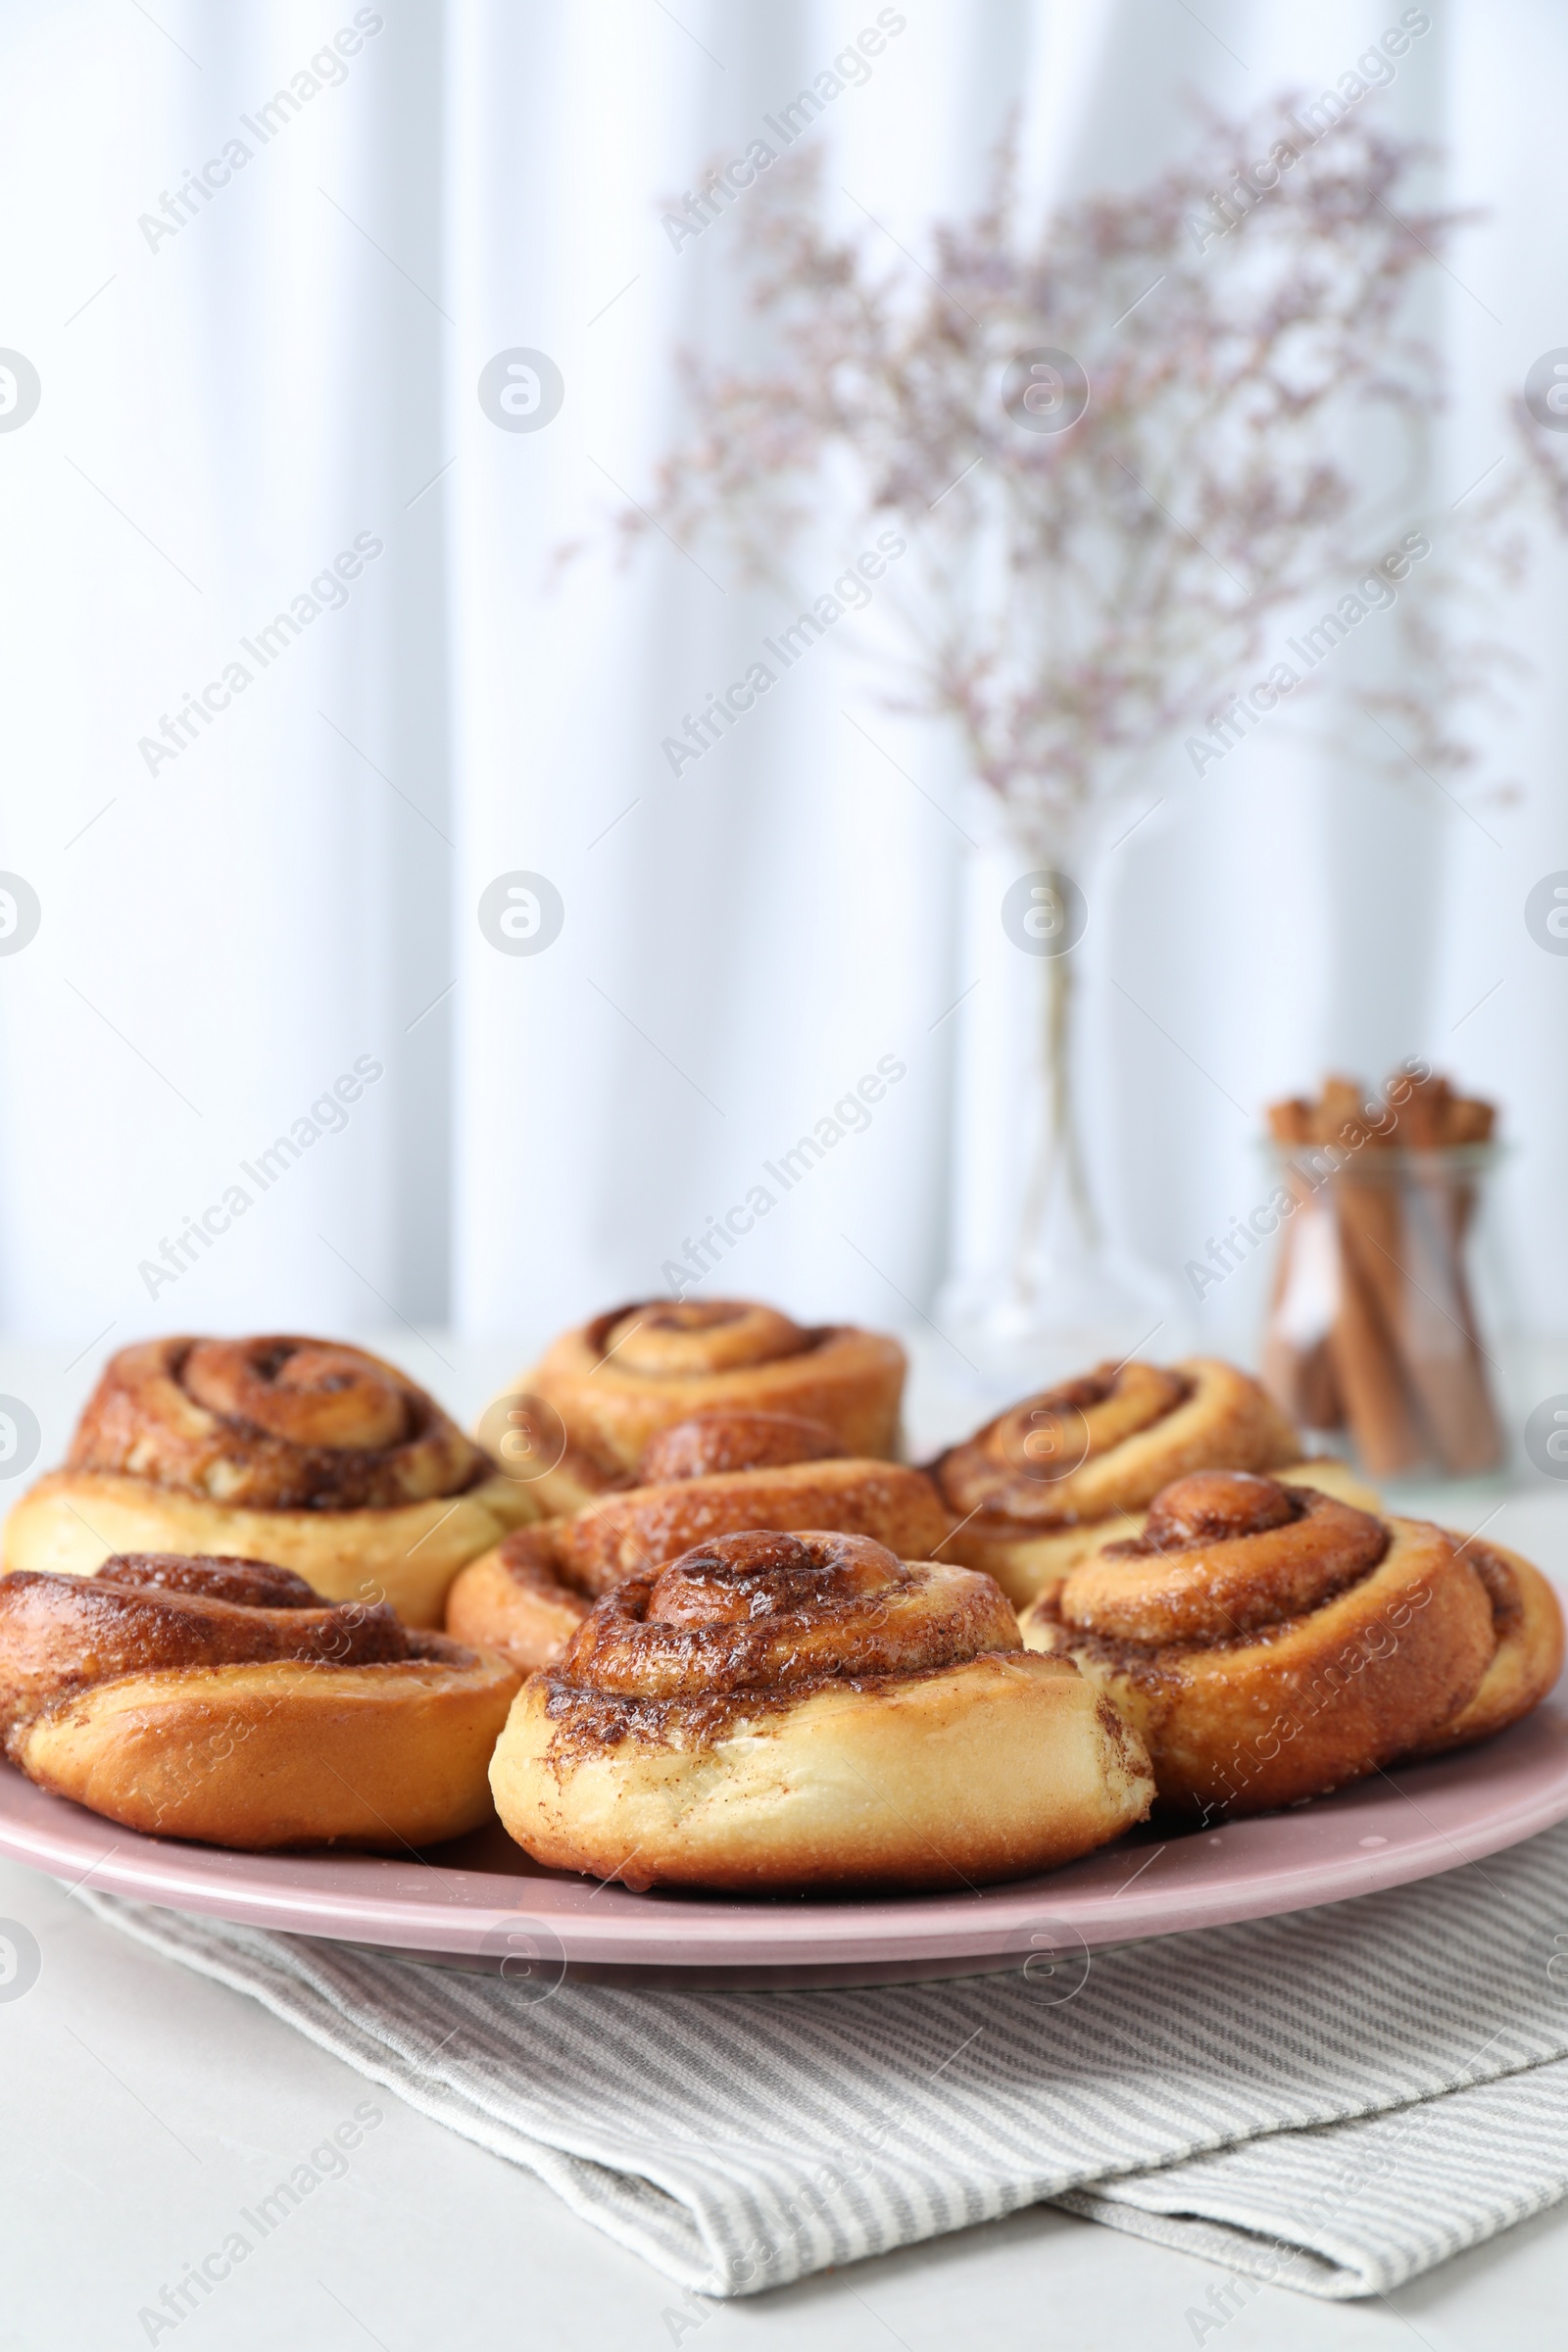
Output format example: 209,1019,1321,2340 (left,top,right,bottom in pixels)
932,1357,1373,1608
3,1338,536,1625
447,1409,952,1671
0,1553,520,1849
1017,1471,1549,1818
490,1529,1153,1892
504,1299,906,1505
